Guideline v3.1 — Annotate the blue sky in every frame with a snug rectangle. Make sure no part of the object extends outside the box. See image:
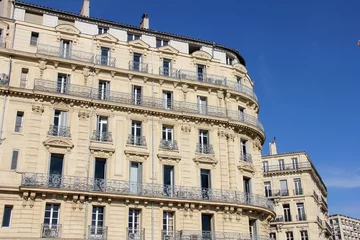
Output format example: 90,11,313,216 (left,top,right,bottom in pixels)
25,0,360,217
